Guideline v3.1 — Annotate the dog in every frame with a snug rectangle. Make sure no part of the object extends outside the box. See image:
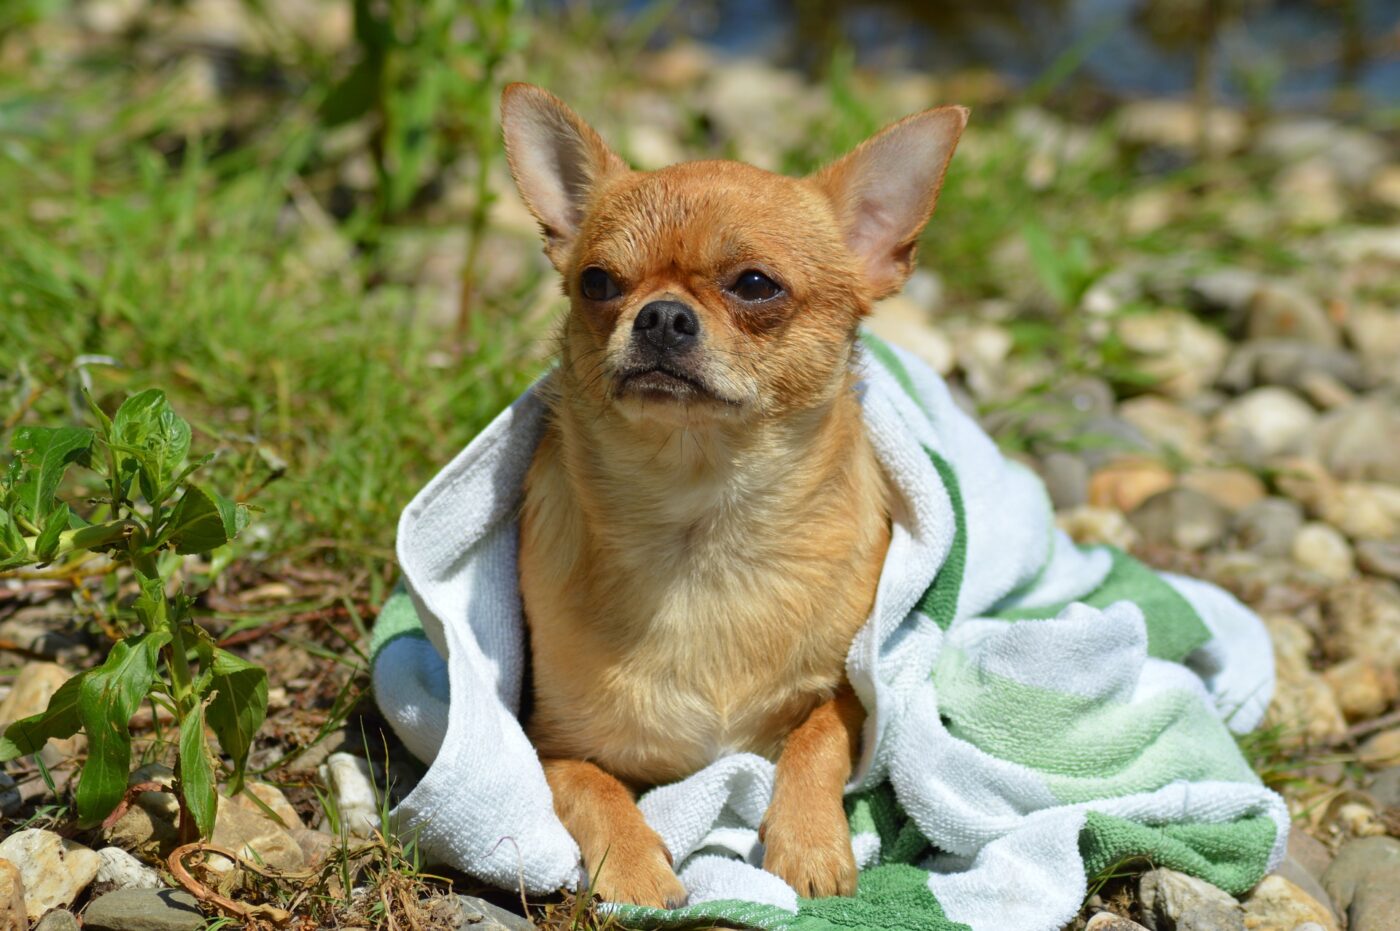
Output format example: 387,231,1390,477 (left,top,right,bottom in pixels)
502,82,967,908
